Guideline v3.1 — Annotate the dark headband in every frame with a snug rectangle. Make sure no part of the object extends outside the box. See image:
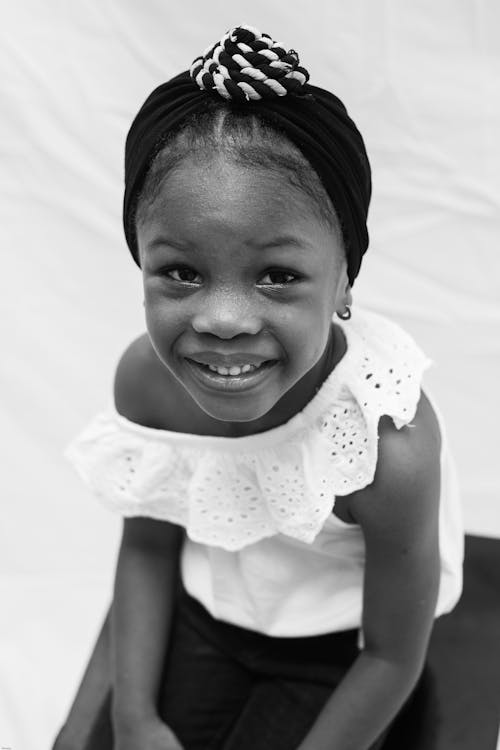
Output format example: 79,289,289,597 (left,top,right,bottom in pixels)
123,24,371,286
